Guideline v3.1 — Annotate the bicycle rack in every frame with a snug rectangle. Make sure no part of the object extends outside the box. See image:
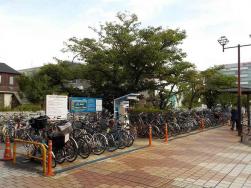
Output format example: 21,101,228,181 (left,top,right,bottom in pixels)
13,139,47,176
